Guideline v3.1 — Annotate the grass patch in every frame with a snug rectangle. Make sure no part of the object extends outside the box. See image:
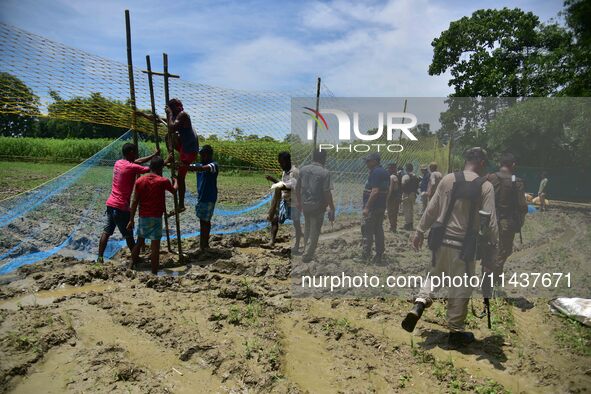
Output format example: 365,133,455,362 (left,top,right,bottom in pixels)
555,316,591,356
0,161,74,196
411,346,508,393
